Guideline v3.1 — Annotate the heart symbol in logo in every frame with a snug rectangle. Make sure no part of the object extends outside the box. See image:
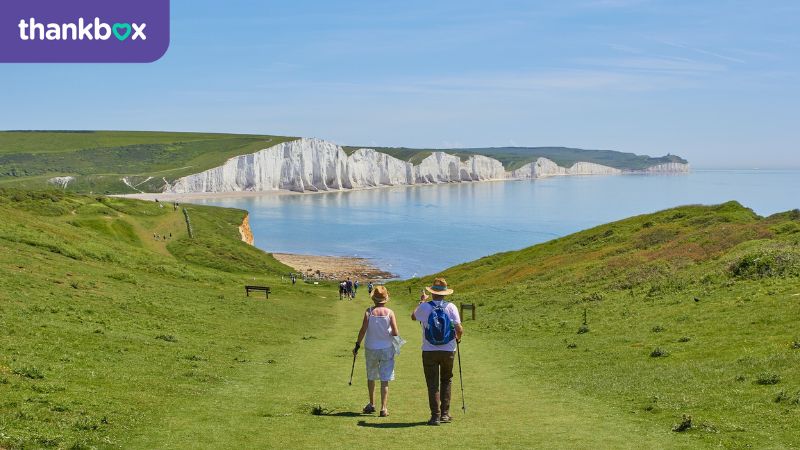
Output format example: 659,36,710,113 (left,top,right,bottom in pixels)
112,23,132,41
